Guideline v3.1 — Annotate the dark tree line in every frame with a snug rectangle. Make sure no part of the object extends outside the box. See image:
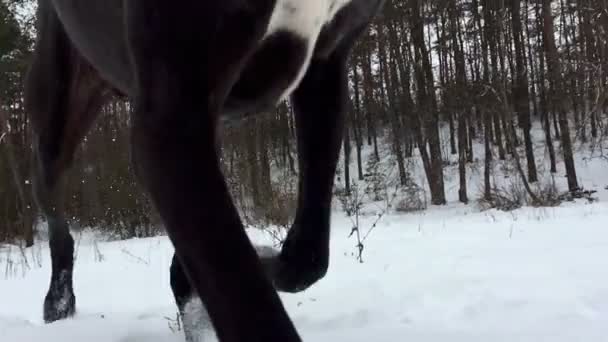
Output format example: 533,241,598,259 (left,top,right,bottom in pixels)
2,0,608,245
